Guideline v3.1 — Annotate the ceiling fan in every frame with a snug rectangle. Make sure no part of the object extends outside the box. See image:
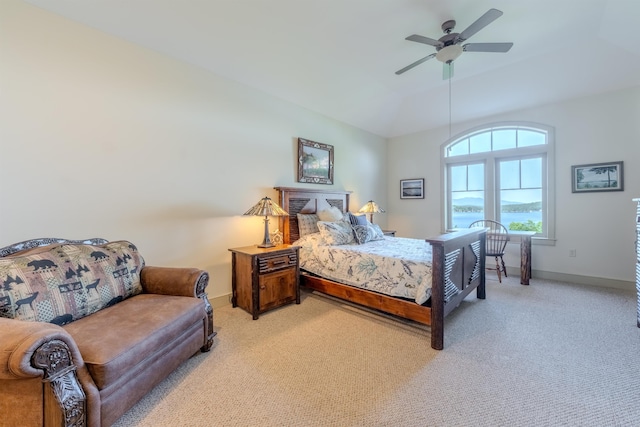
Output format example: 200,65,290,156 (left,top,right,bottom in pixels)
395,8,513,79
